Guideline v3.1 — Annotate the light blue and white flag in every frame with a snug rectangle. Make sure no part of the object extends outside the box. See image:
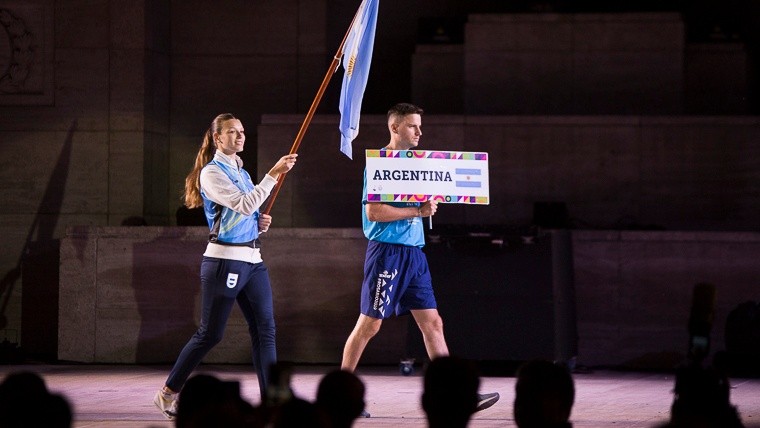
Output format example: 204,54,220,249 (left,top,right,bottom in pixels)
338,0,379,159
